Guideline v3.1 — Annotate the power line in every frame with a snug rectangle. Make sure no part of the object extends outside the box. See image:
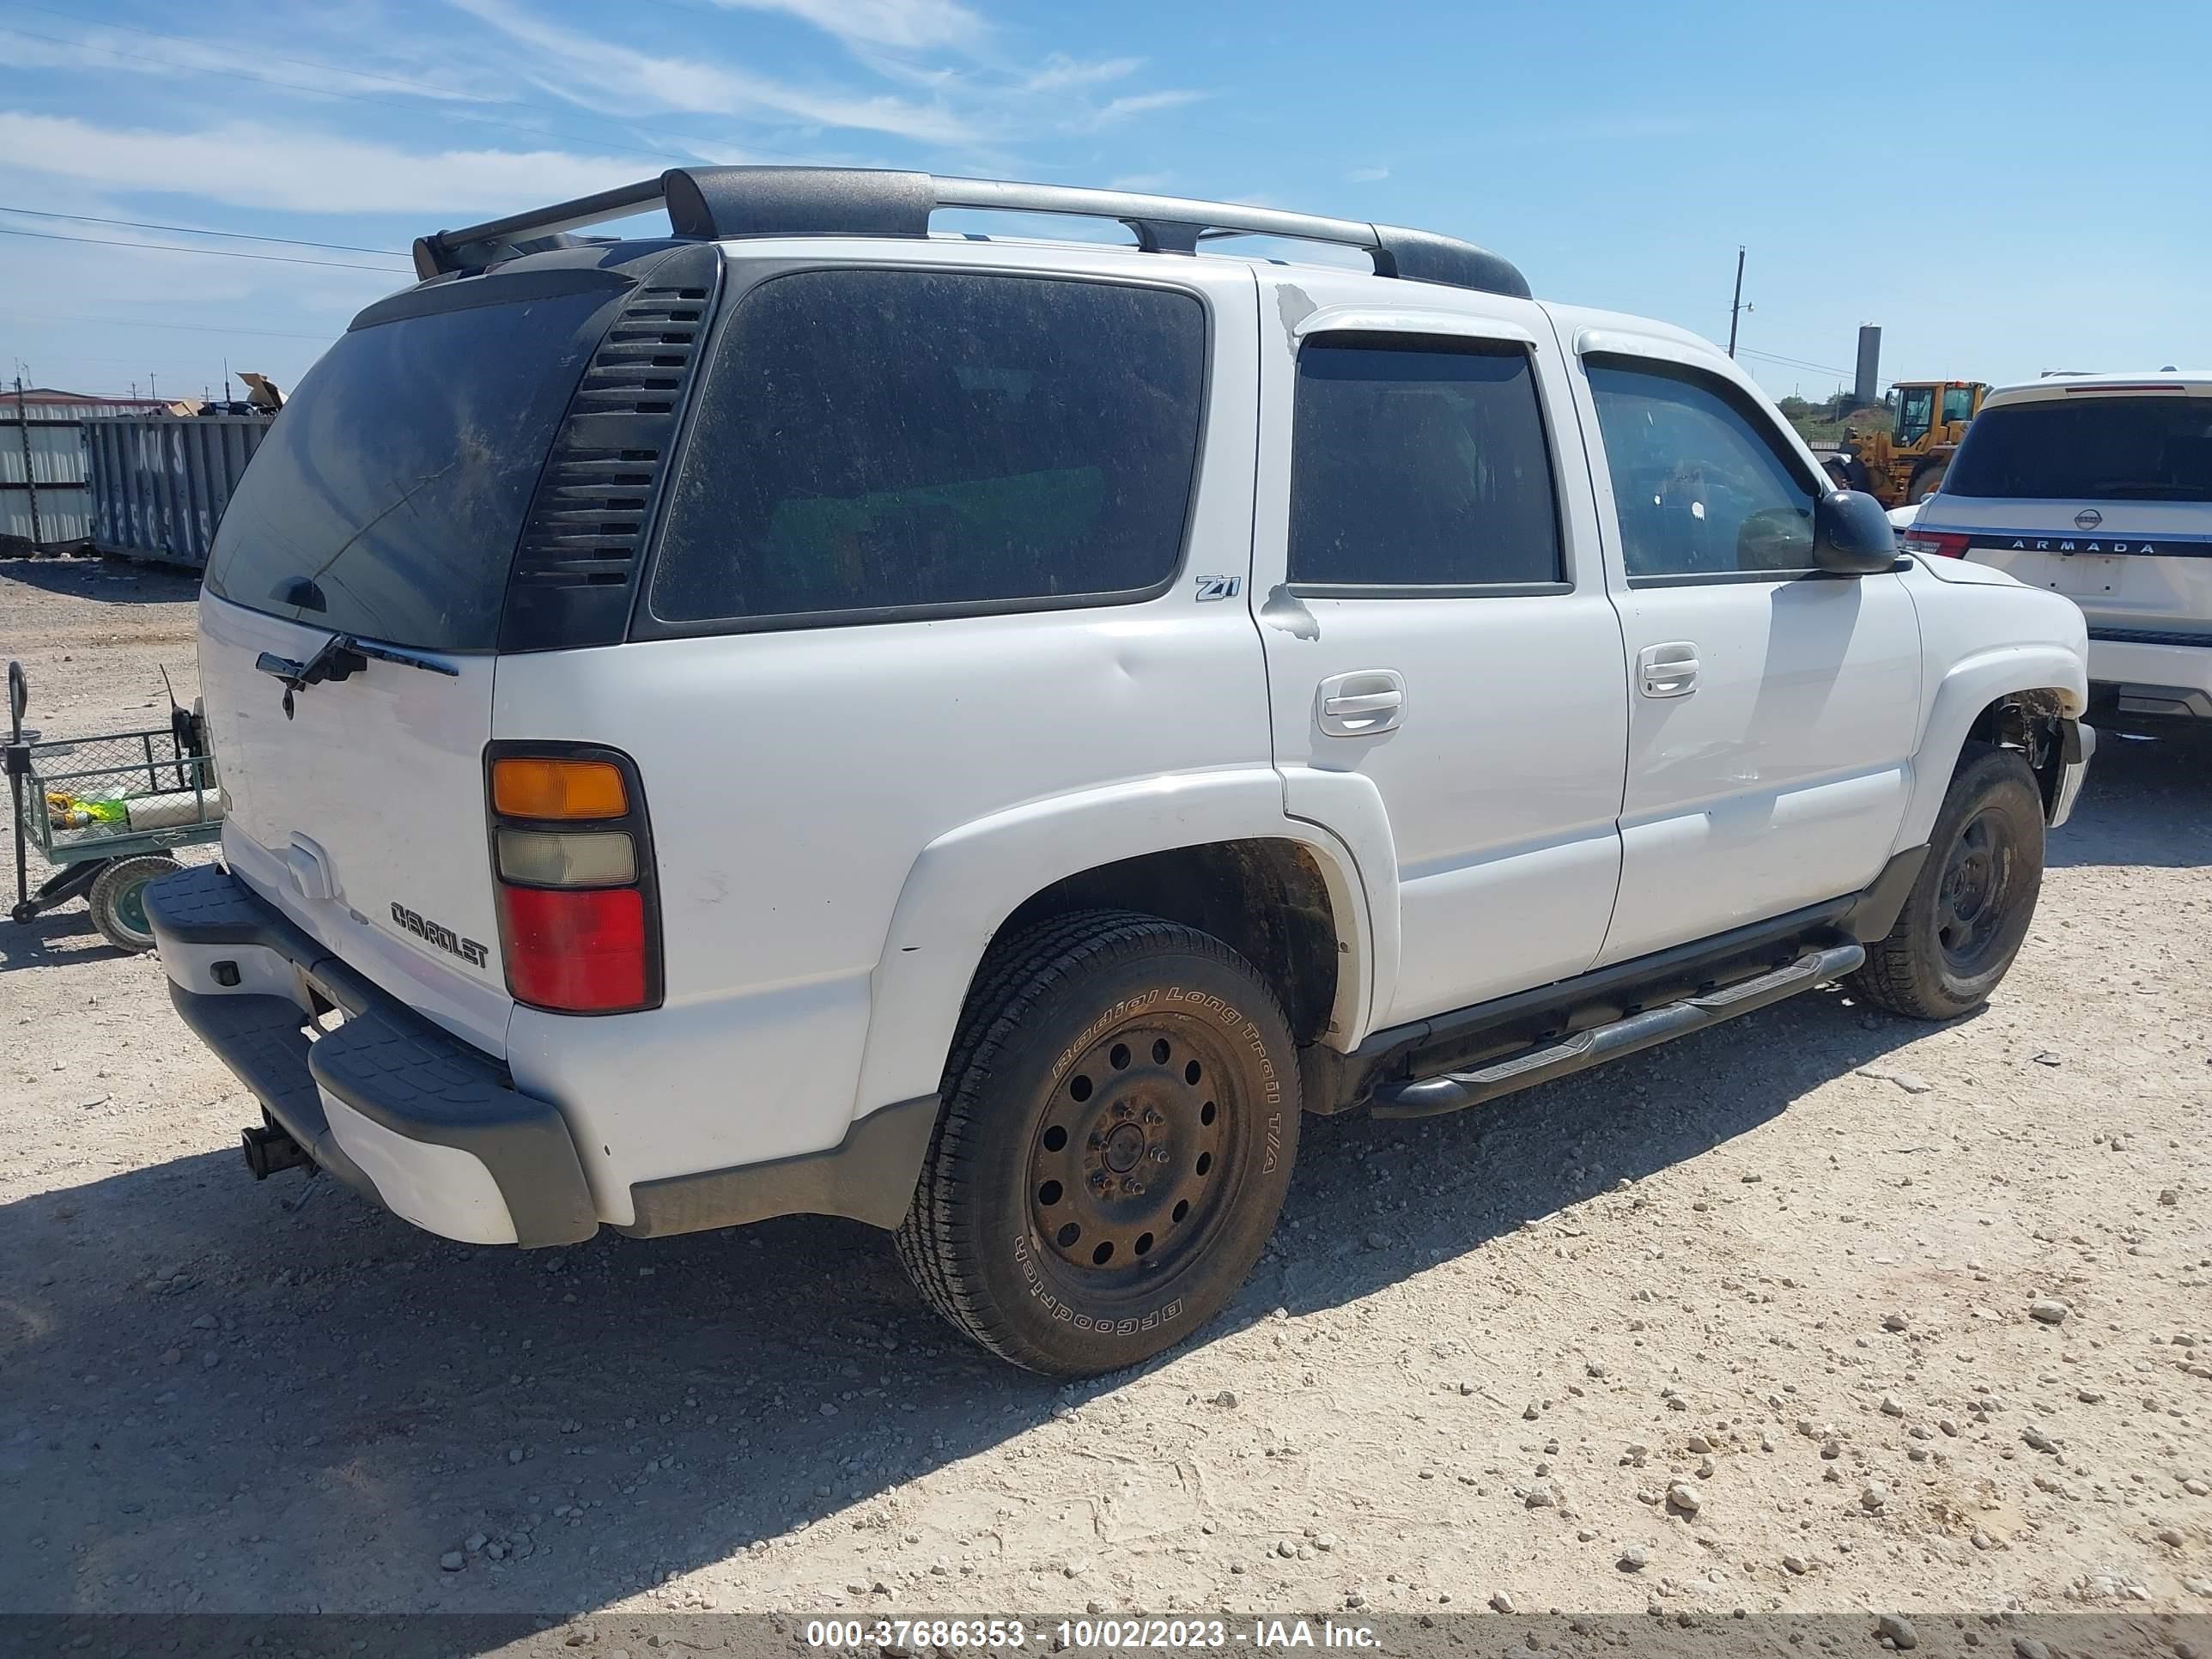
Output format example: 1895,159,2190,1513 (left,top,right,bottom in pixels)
5,312,338,342
0,205,406,257
0,225,408,272
1738,346,1853,378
